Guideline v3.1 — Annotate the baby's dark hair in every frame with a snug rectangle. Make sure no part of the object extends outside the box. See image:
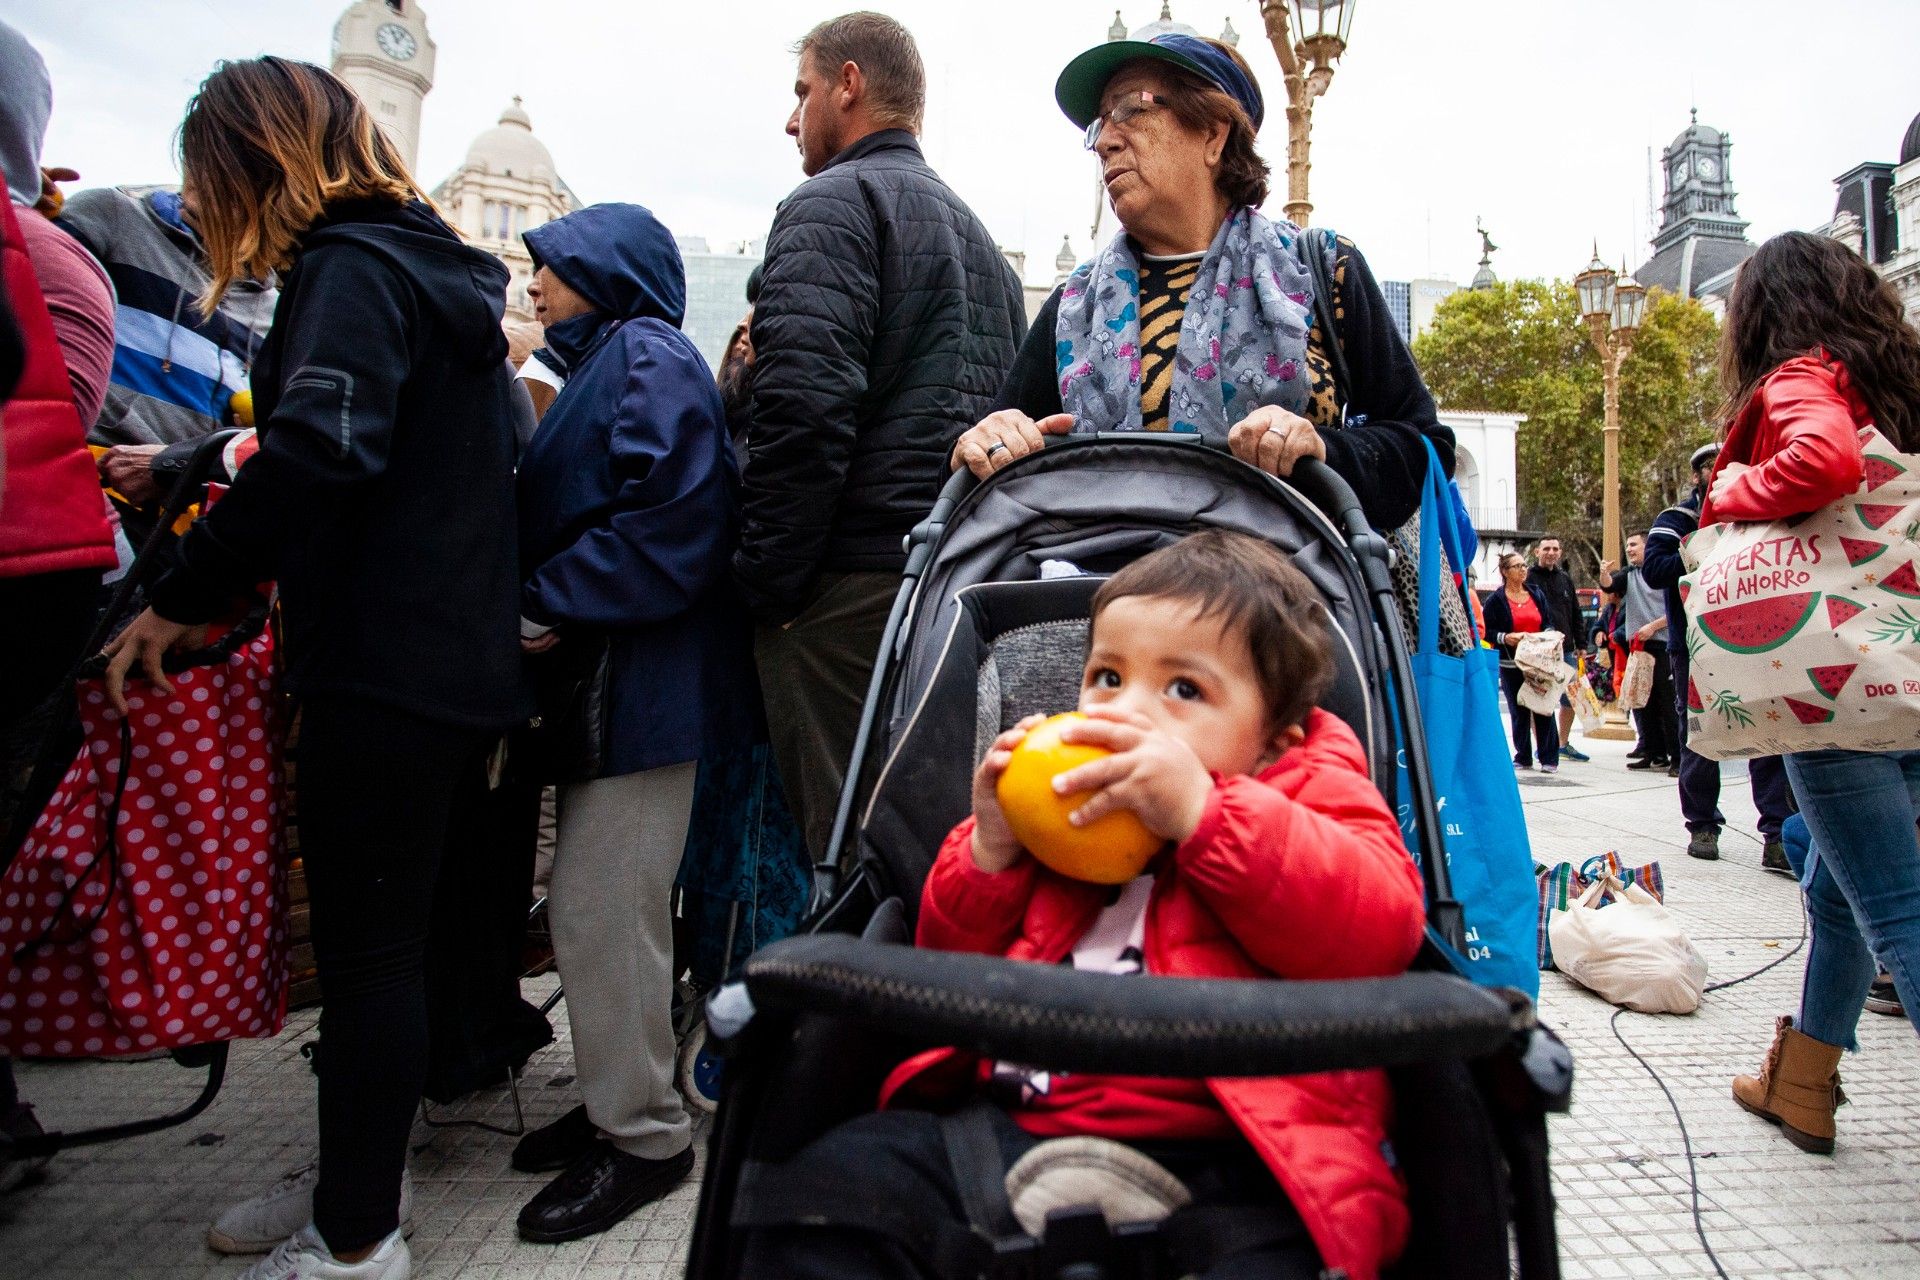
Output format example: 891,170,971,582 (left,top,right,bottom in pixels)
1089,530,1333,732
